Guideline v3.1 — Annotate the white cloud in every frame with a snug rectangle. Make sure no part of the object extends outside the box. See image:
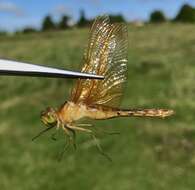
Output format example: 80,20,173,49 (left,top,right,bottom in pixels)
0,1,24,17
